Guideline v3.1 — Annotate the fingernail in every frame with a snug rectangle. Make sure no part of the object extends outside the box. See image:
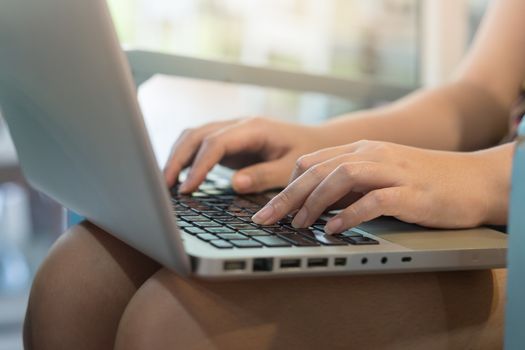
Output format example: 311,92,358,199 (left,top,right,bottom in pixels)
252,205,274,224
292,207,308,228
325,217,343,234
234,174,252,191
